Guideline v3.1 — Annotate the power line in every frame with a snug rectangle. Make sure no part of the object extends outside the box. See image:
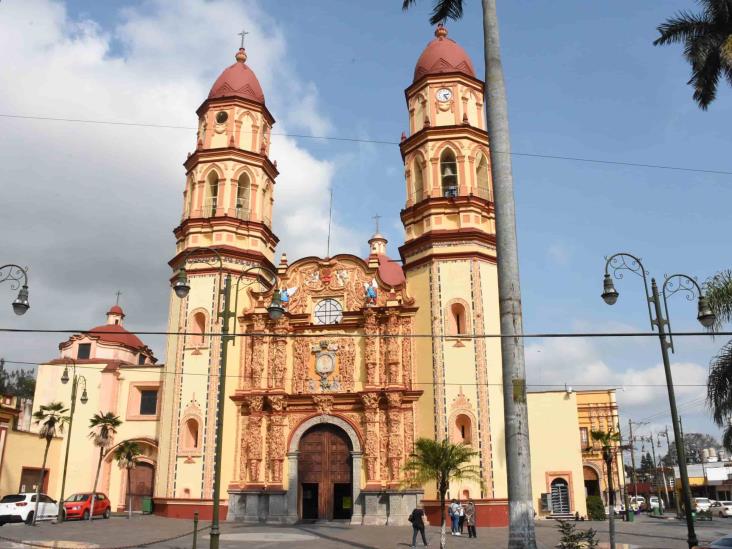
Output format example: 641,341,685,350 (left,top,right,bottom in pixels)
0,327,729,339
0,358,717,387
2,113,732,176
